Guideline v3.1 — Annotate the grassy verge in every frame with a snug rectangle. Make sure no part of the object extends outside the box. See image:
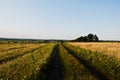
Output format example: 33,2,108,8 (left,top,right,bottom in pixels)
64,43,120,80
59,44,97,80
